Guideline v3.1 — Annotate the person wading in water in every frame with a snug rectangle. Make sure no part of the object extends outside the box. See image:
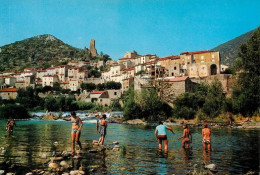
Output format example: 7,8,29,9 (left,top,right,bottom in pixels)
178,123,192,149
63,111,83,154
154,121,175,152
